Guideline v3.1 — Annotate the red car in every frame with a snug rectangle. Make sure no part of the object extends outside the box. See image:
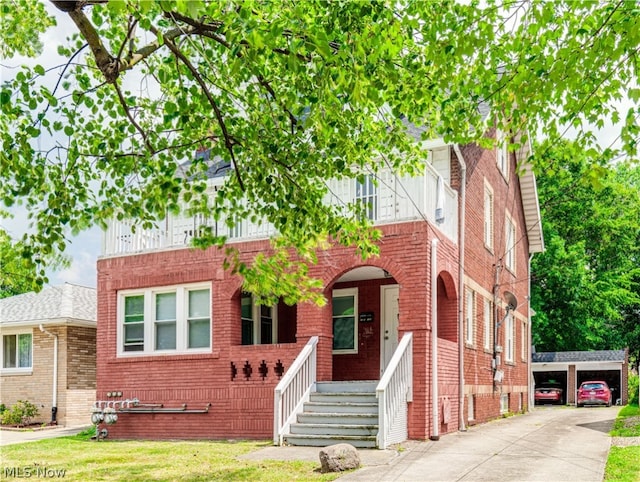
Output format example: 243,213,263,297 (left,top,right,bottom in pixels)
577,381,612,407
535,382,564,405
